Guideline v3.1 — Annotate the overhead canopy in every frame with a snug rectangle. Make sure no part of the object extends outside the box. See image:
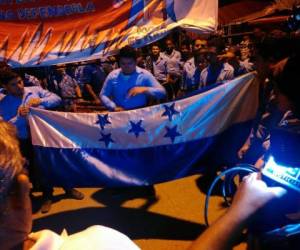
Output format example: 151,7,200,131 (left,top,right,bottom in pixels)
224,0,300,24
0,0,217,67
219,0,271,25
